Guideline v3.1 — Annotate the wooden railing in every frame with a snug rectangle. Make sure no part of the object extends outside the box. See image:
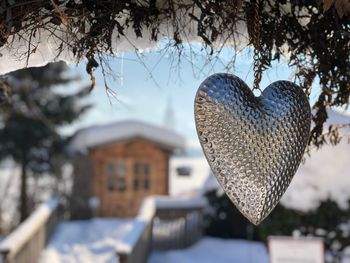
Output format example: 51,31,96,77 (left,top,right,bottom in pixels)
0,198,61,263
0,196,205,263
117,198,156,263
152,209,203,250
117,196,206,263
